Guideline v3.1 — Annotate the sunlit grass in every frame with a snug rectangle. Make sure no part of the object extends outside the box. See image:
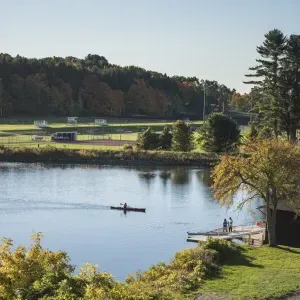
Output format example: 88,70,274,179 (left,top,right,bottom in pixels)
0,120,203,132
196,245,300,300
0,142,122,150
